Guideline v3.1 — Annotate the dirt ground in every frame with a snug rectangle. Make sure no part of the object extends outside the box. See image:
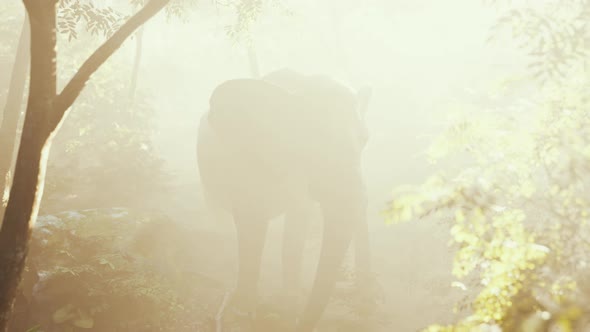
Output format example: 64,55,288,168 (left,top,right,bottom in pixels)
31,165,465,331
157,177,465,332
